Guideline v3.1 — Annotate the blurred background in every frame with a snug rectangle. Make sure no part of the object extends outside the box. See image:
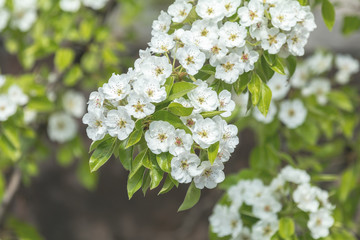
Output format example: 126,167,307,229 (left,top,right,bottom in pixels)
0,0,360,239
